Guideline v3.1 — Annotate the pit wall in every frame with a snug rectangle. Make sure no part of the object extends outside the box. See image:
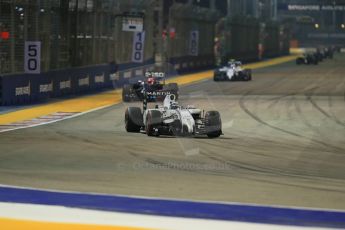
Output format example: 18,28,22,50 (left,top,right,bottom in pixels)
0,61,142,106
0,55,215,106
